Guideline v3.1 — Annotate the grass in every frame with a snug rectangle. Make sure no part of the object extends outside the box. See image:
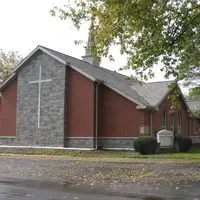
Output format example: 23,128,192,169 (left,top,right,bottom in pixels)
1,146,200,160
